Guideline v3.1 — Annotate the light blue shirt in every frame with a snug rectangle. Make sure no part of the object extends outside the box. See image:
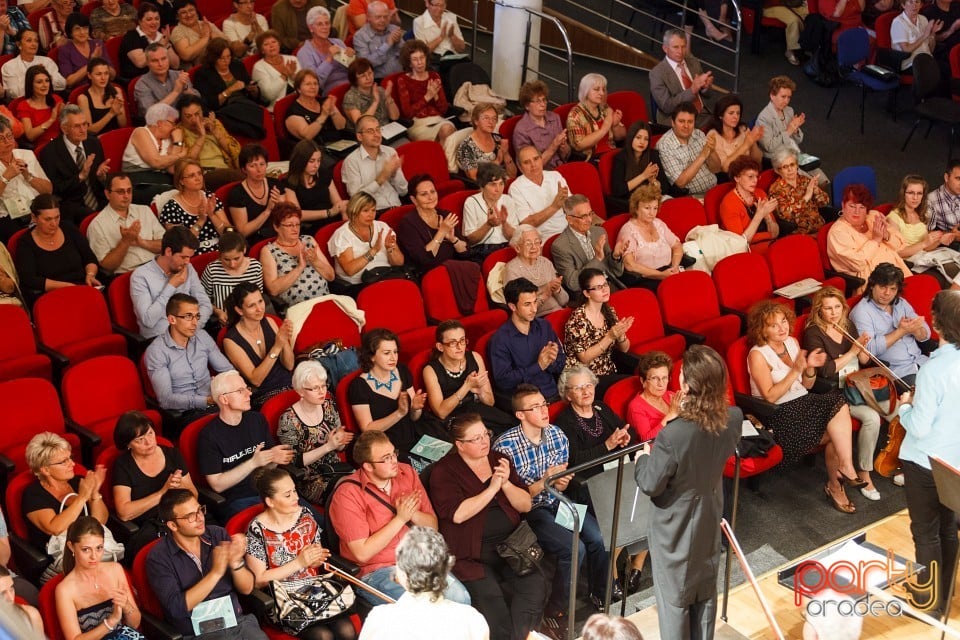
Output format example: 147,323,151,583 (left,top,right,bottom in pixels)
130,258,212,338
144,329,232,411
850,296,928,379
899,343,960,470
